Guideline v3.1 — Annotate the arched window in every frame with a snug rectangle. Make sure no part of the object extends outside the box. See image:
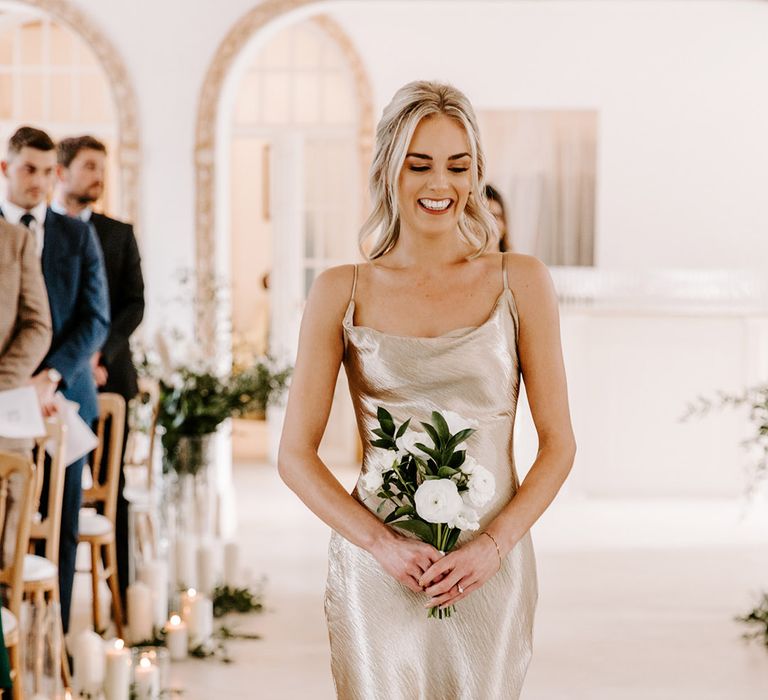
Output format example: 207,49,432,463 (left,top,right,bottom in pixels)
0,11,119,212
